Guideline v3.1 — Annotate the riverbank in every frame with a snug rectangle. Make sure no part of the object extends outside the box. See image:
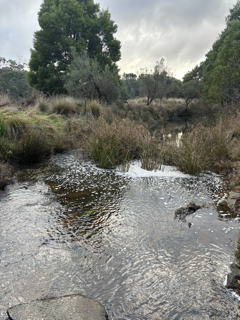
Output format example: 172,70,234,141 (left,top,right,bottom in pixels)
0,95,237,178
